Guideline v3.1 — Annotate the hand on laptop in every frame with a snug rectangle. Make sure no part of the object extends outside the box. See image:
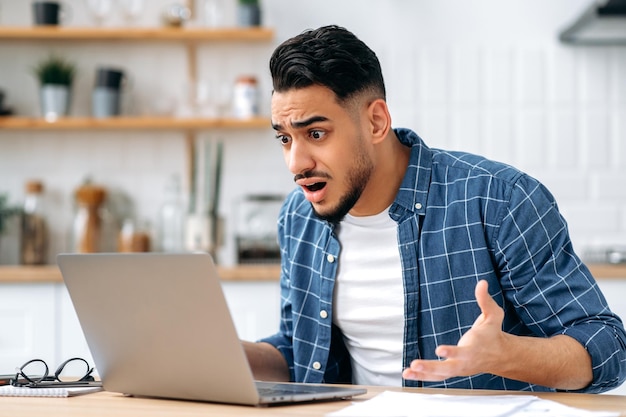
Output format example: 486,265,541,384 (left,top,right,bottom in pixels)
243,341,290,382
